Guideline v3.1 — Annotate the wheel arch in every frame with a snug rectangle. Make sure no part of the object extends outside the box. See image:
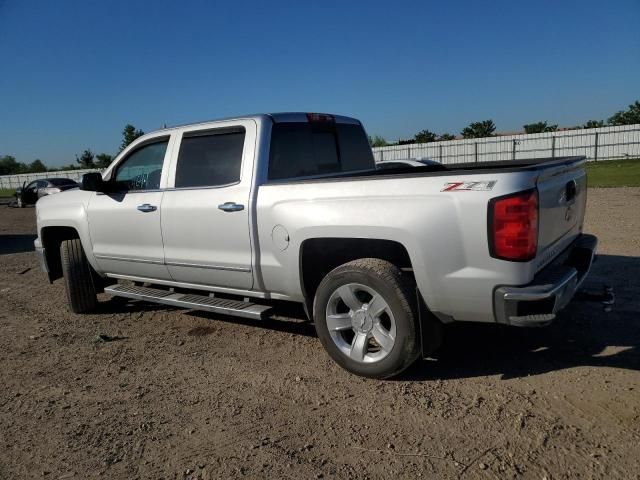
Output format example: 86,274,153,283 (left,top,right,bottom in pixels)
299,237,414,314
40,226,82,282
